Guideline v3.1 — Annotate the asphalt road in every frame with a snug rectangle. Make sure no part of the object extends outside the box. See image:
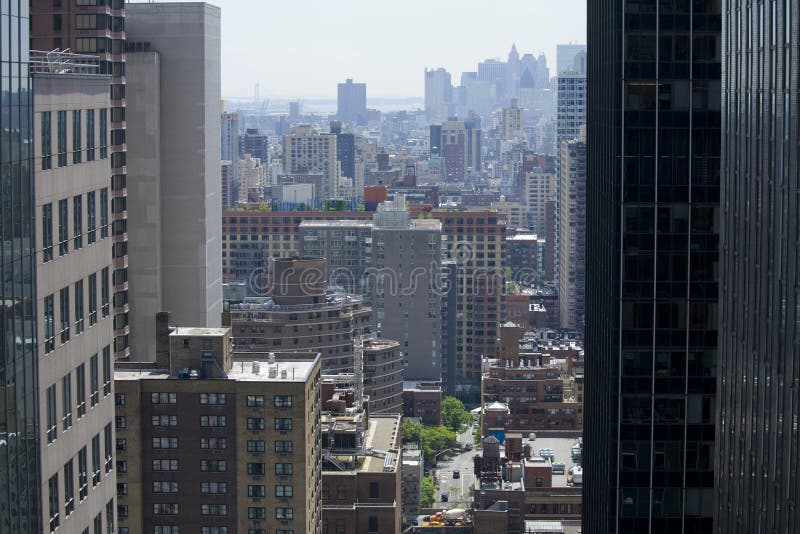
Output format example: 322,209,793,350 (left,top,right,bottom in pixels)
432,424,477,508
